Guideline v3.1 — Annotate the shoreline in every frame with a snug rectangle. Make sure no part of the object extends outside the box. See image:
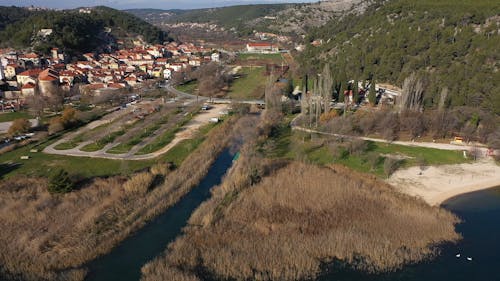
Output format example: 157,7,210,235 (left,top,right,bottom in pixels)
387,159,500,206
